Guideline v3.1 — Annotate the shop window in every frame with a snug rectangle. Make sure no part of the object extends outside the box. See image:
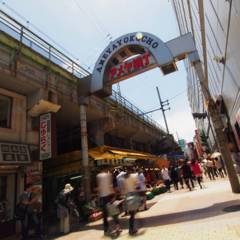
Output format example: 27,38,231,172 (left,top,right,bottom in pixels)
0,94,12,128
